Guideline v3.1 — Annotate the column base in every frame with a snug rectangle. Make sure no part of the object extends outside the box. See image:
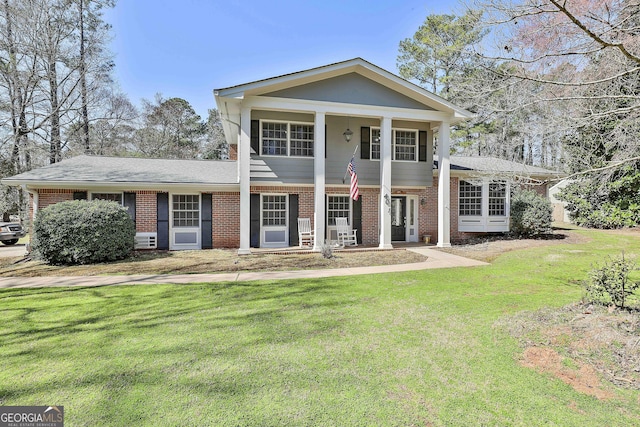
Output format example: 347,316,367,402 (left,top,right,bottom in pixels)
237,248,252,255
436,242,451,248
378,243,393,250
